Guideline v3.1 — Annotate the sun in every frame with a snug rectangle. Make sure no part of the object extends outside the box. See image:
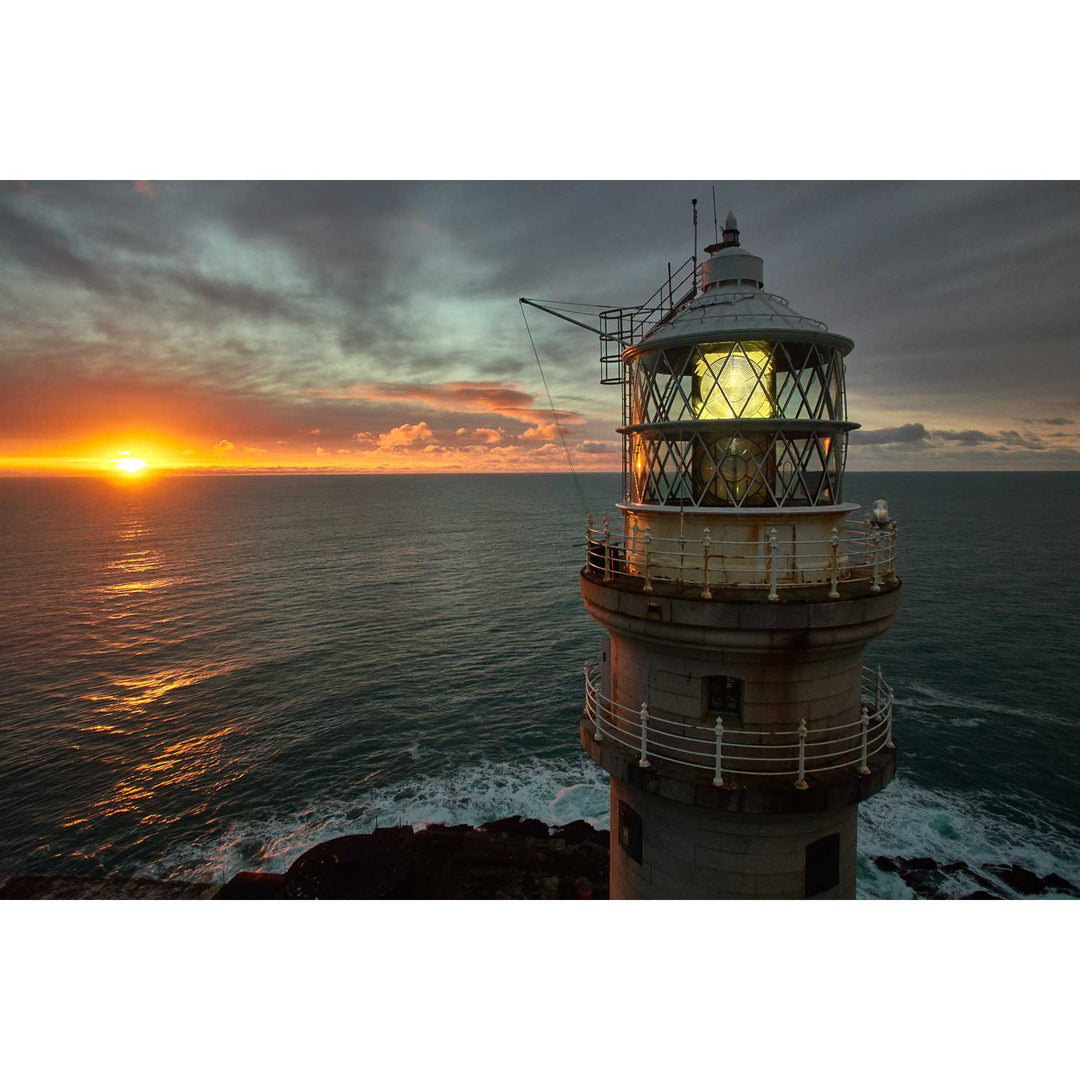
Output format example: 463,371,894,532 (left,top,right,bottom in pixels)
113,452,149,474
